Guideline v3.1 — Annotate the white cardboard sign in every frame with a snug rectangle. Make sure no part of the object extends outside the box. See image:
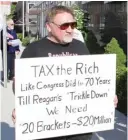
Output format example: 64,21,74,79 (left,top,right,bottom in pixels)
15,54,116,140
